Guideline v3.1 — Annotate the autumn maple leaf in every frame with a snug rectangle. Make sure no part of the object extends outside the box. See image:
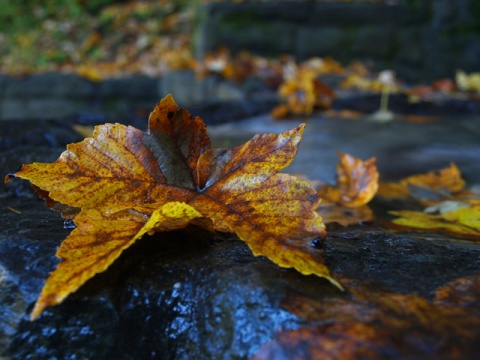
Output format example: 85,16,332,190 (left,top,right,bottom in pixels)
314,152,379,226
6,94,340,320
377,163,465,200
